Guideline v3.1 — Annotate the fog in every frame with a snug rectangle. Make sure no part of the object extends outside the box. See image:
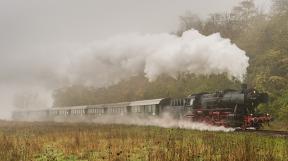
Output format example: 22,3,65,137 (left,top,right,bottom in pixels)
0,0,271,119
